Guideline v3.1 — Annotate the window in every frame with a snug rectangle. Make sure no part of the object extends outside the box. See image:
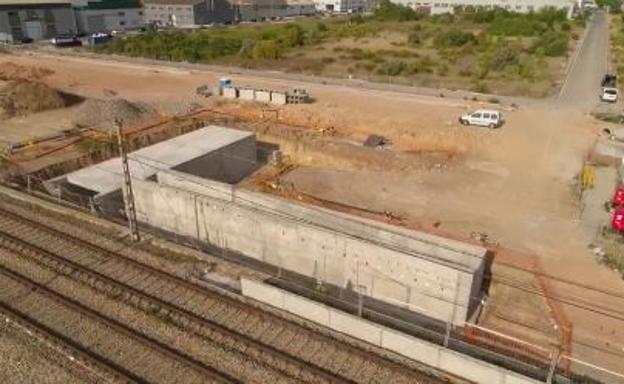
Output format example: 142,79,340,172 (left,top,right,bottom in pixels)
471,113,482,118
118,11,125,16
120,20,126,26
483,113,490,119
139,11,144,15
515,5,521,9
